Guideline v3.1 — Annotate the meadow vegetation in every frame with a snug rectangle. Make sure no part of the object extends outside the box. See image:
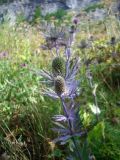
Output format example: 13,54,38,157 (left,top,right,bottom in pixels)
0,3,120,159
